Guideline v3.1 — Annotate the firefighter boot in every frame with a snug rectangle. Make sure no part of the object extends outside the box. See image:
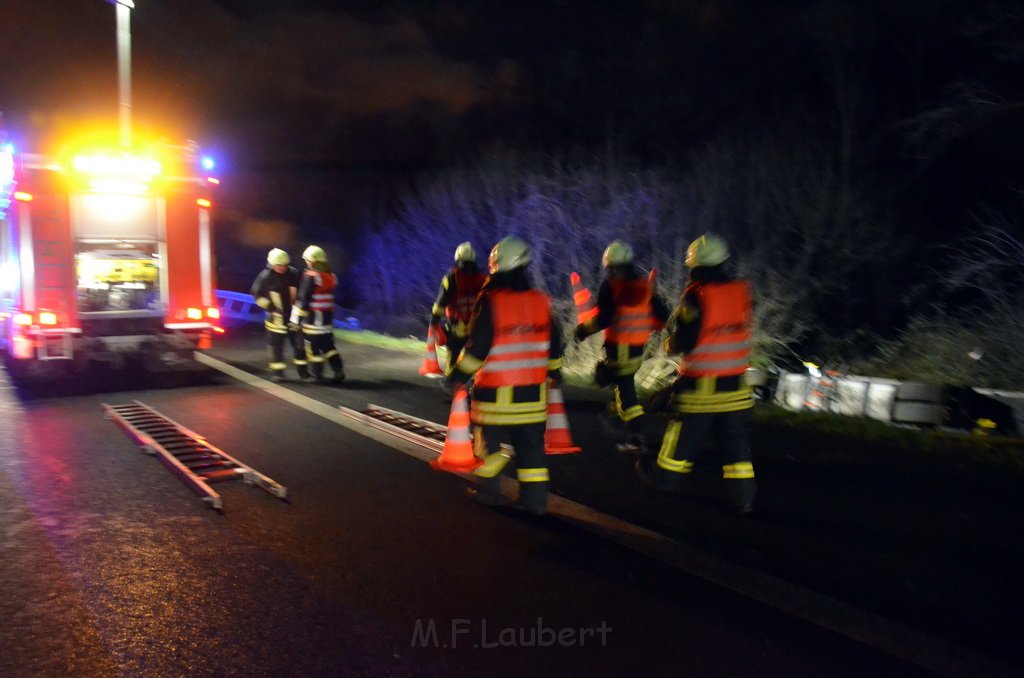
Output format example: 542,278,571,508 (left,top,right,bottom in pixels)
329,355,345,385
